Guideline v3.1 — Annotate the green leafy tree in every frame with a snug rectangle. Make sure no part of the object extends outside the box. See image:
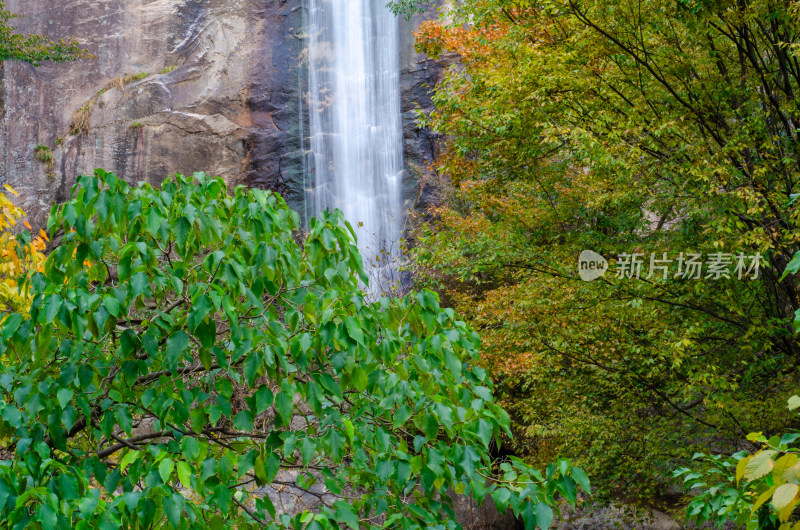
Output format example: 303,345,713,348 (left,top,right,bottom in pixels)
400,0,800,504
0,0,87,65
0,170,588,529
